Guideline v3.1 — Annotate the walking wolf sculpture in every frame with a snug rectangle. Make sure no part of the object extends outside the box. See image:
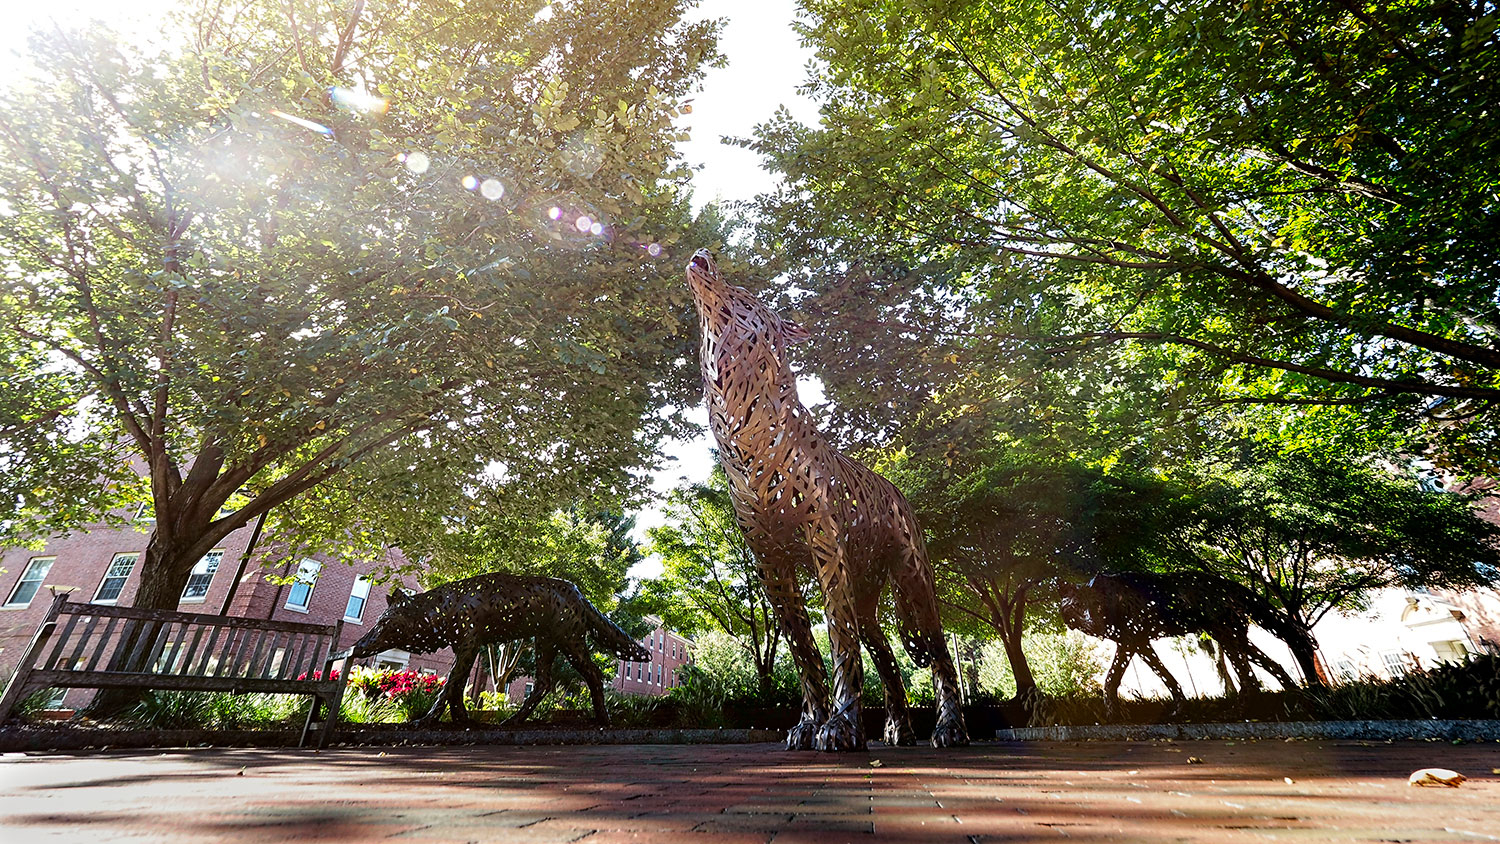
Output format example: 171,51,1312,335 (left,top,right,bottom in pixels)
1058,571,1316,716
685,249,967,751
348,573,650,727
